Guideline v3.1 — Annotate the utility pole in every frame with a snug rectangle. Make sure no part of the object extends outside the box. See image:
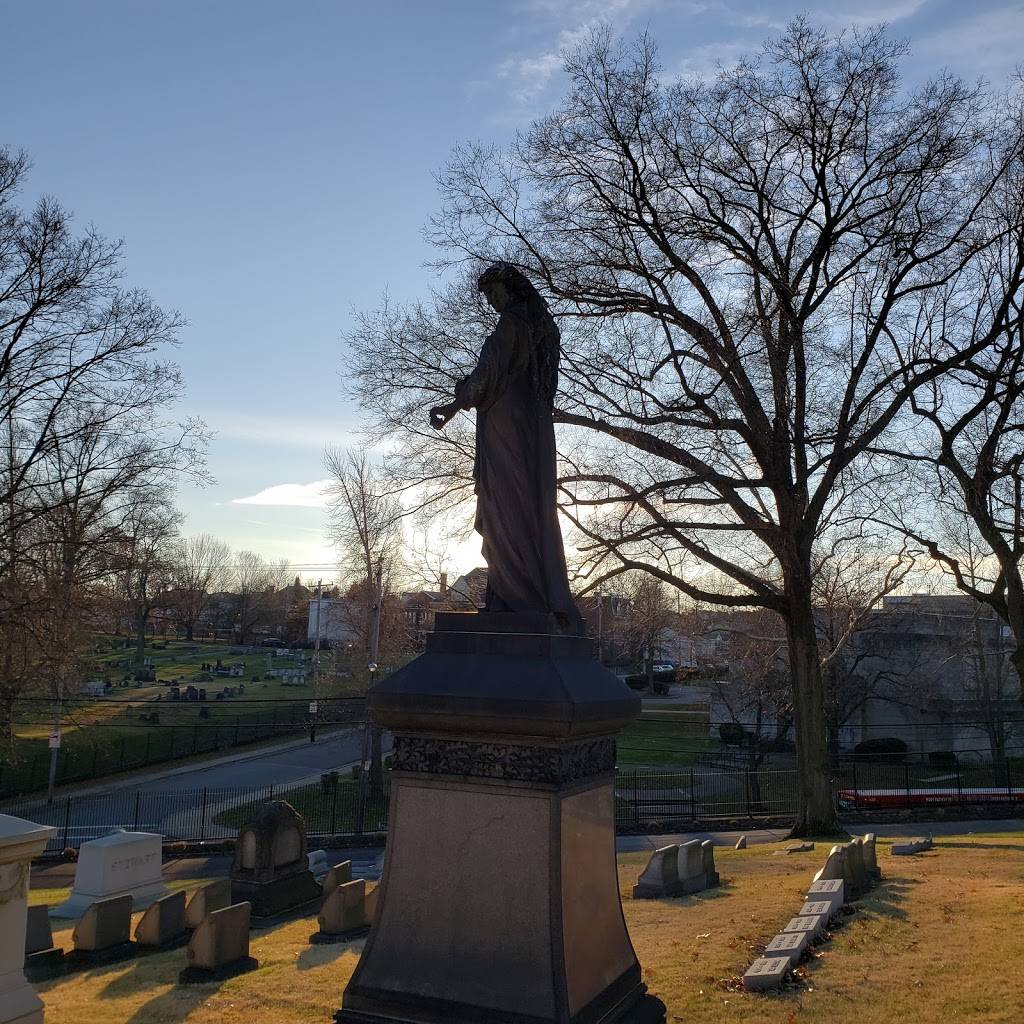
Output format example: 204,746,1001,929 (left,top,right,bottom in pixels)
310,578,322,743
357,560,385,827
